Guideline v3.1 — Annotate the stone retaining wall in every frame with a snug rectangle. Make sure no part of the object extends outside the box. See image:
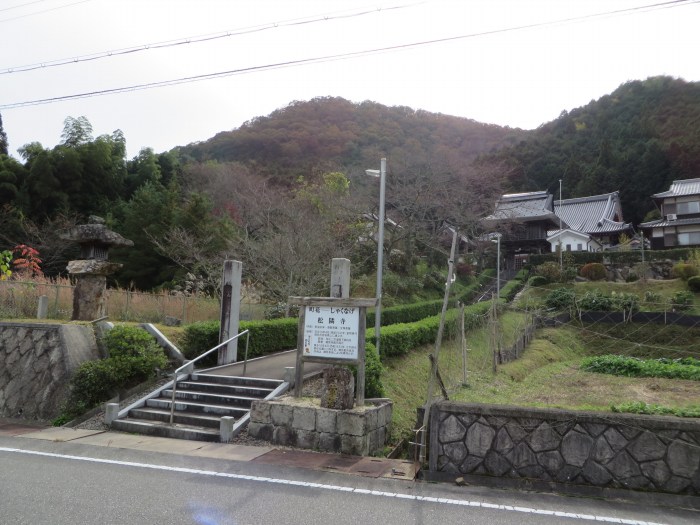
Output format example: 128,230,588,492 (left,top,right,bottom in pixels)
0,322,101,419
430,402,700,495
249,397,392,456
